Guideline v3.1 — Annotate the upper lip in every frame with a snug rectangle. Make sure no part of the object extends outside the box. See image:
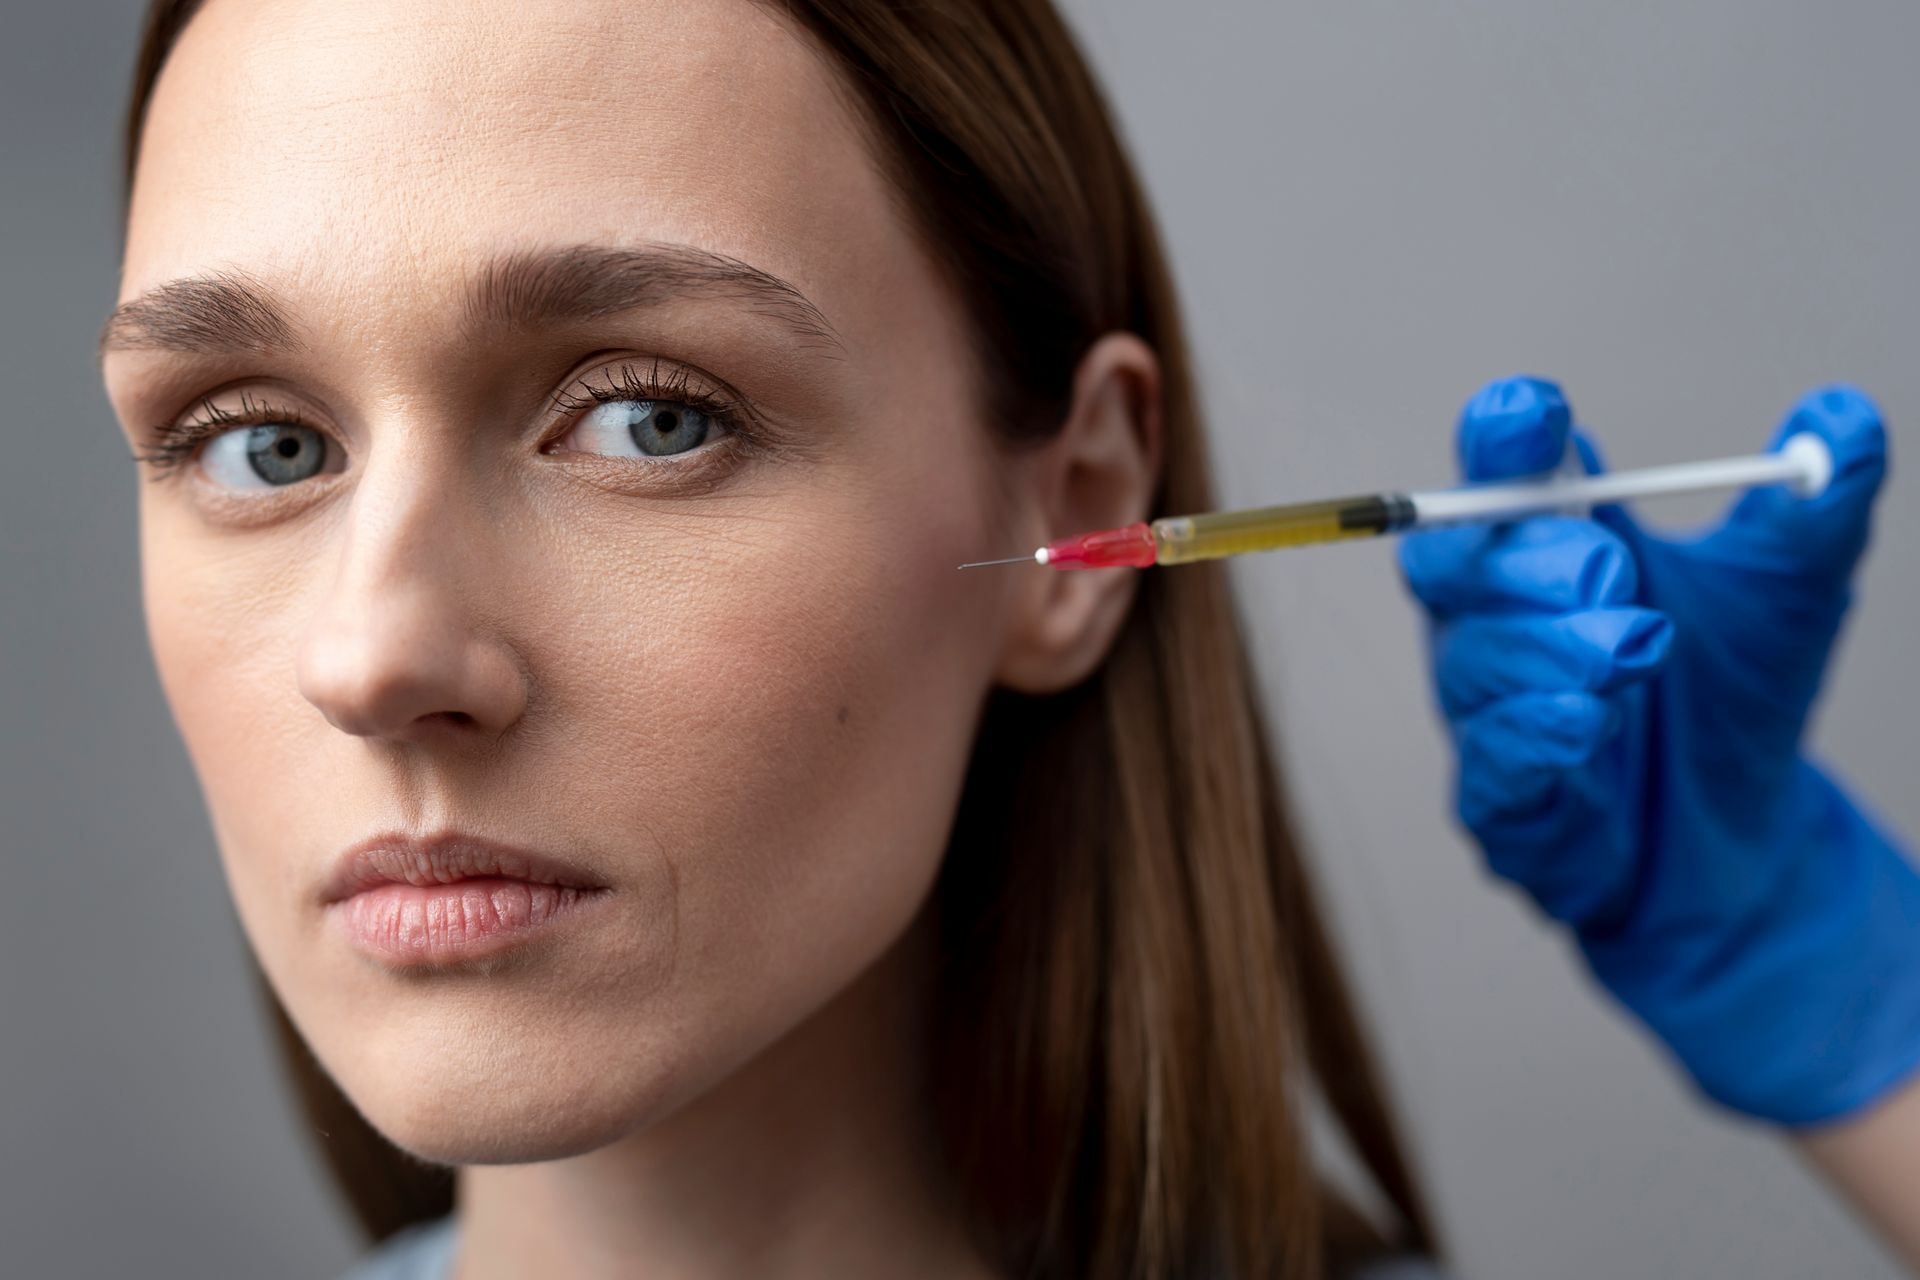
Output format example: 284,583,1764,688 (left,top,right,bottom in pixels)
320,830,609,905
